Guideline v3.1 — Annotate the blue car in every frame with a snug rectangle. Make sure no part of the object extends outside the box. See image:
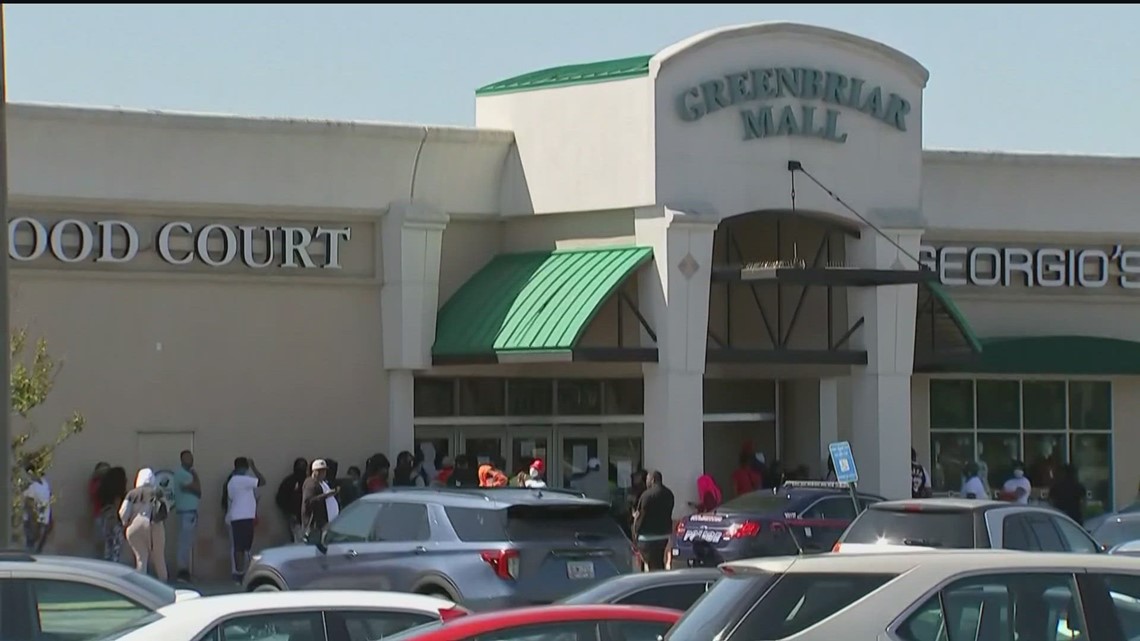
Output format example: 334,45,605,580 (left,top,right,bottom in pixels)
670,481,884,568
